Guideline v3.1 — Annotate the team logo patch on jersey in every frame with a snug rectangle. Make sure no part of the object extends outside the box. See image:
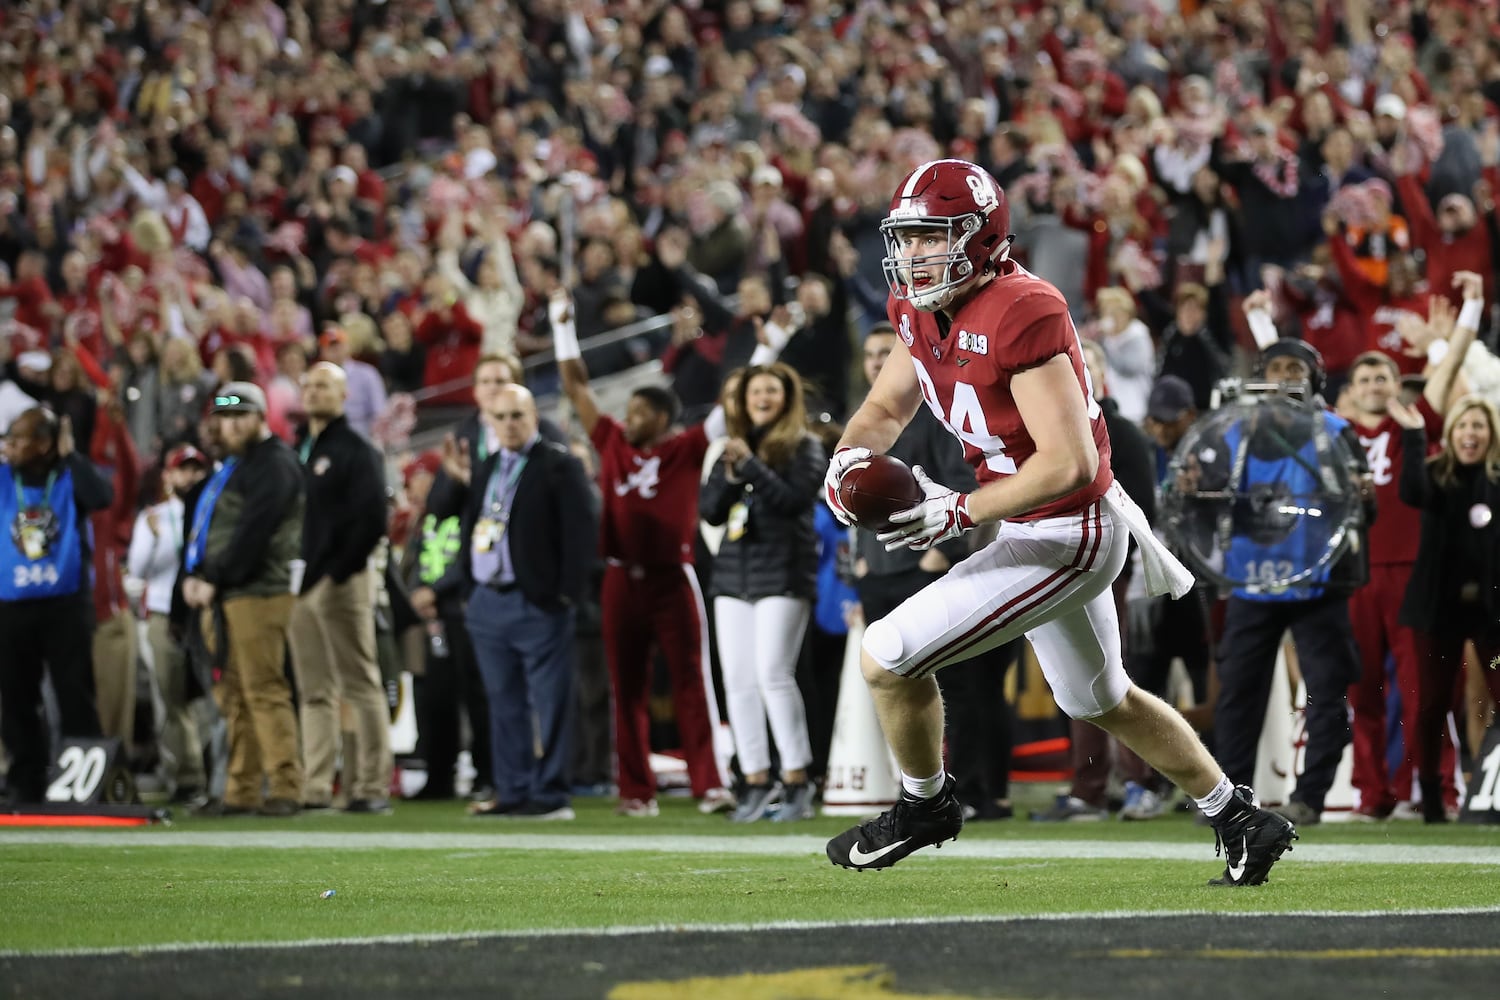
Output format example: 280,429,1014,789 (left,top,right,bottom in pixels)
957,330,988,355
899,314,914,347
